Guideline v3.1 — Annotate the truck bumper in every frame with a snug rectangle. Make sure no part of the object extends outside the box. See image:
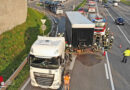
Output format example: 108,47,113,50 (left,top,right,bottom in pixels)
31,79,61,89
